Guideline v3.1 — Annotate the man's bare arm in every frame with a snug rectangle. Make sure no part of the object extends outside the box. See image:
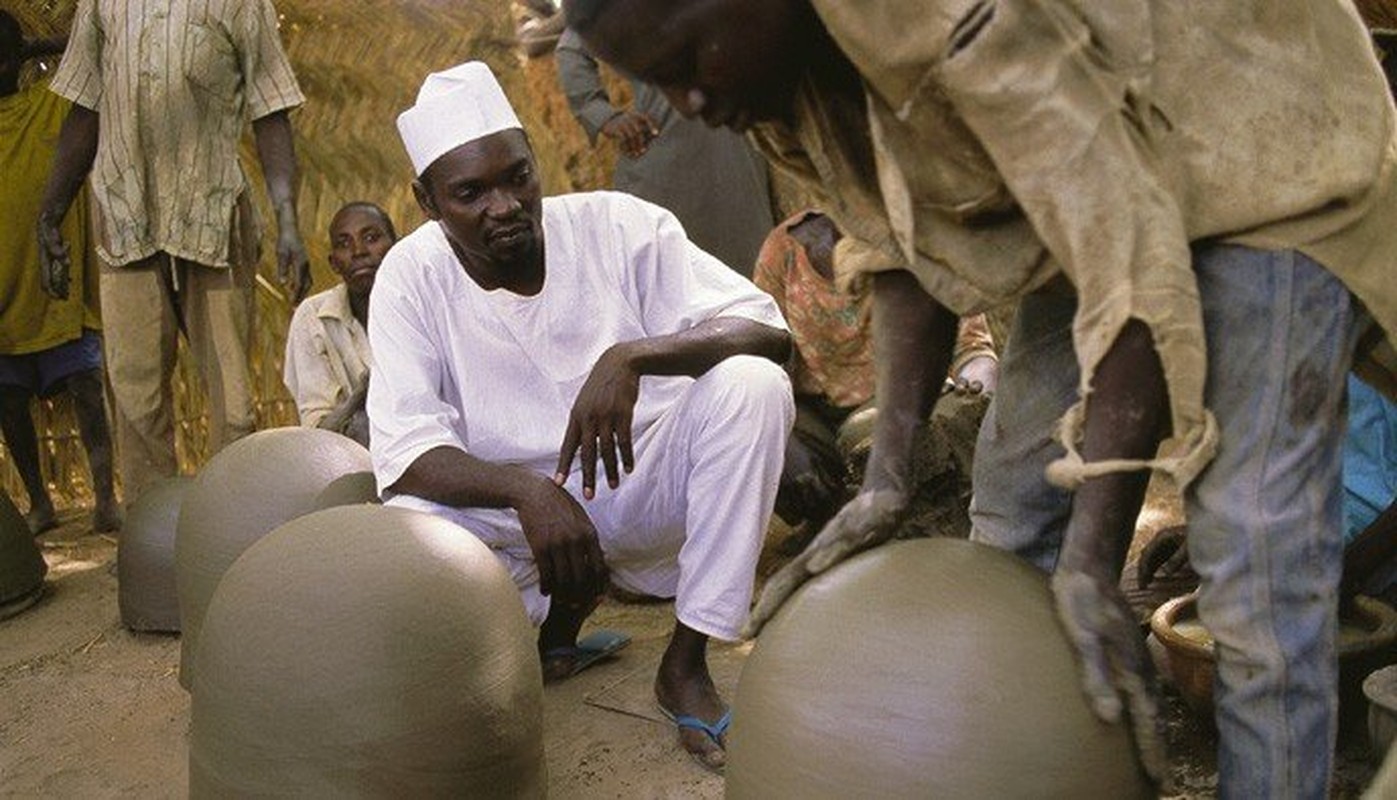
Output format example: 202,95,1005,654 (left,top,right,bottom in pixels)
556,317,790,496
392,445,608,598
36,104,99,300
252,110,310,302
